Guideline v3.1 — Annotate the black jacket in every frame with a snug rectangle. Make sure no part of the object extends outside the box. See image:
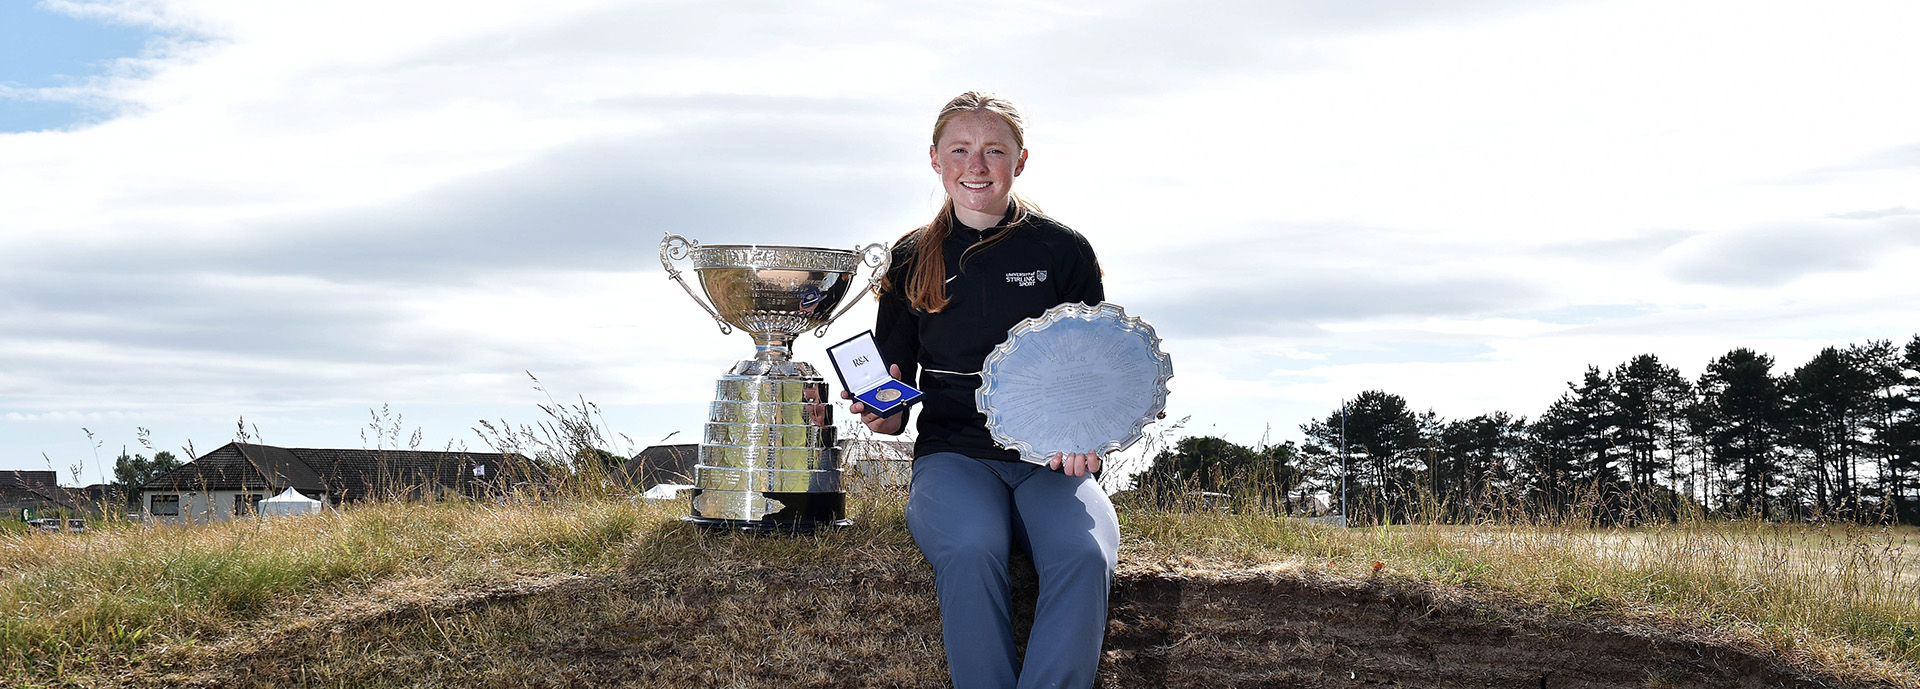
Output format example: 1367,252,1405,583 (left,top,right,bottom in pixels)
874,207,1104,461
